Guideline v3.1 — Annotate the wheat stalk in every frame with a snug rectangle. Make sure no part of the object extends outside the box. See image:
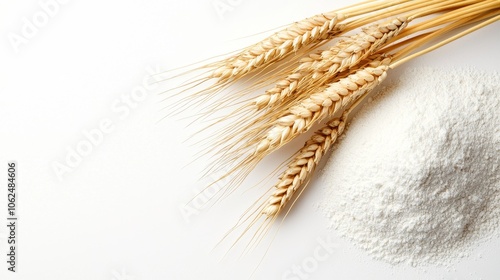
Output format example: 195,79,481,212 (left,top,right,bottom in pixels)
172,0,499,251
